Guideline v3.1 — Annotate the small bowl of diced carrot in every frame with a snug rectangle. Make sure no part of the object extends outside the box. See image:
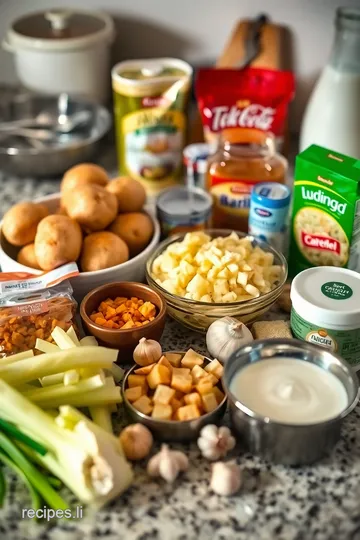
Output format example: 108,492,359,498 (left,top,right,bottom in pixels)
122,348,227,442
80,282,166,358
